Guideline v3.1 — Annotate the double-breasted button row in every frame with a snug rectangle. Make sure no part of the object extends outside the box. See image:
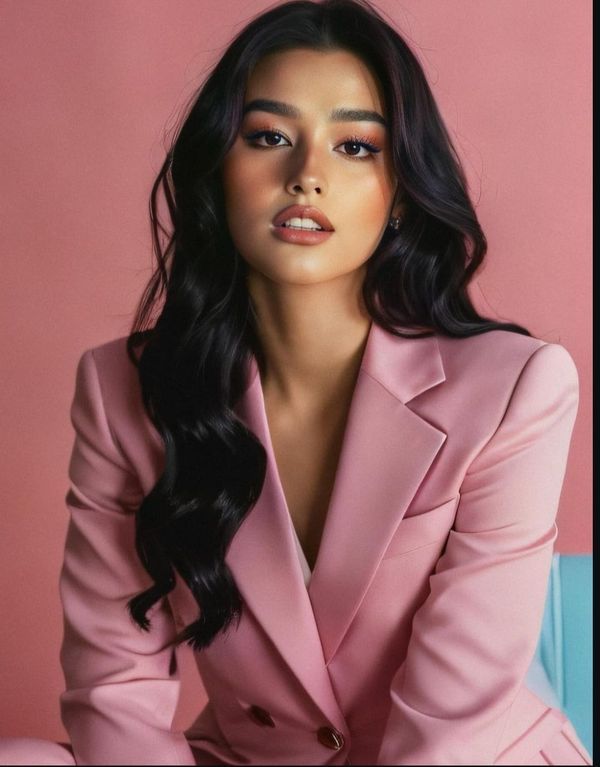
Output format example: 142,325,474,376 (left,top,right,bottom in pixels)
247,704,275,727
246,707,345,753
317,726,345,750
